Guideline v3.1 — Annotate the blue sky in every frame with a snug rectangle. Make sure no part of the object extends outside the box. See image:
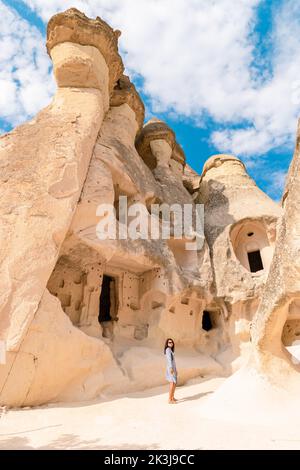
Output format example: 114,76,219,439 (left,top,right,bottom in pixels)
1,0,299,201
